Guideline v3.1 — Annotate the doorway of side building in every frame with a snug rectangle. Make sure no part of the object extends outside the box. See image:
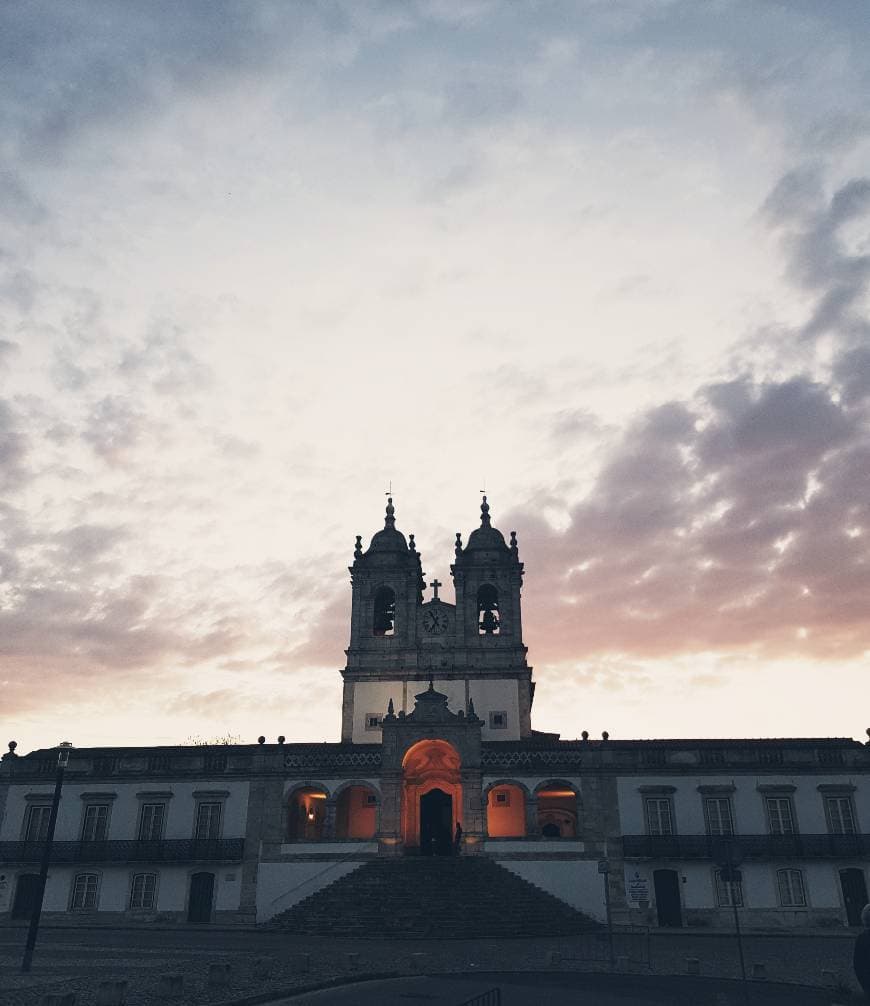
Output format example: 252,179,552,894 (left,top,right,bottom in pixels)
420,788,453,856
840,867,868,926
653,869,683,927
11,874,41,920
187,871,215,924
